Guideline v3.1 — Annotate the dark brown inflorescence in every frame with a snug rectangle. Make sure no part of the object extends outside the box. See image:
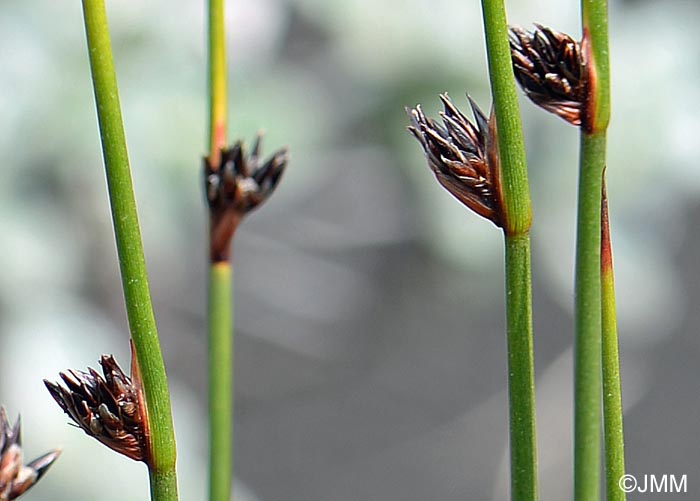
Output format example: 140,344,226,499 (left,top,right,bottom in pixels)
205,132,288,262
407,93,503,227
0,408,60,501
44,355,147,462
509,24,586,126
